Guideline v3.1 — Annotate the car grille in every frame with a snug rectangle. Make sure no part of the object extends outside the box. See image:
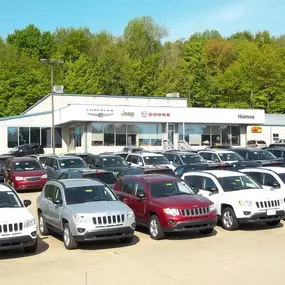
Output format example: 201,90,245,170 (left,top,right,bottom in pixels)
256,200,280,209
92,214,125,228
25,176,41,182
0,222,23,234
181,207,210,217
